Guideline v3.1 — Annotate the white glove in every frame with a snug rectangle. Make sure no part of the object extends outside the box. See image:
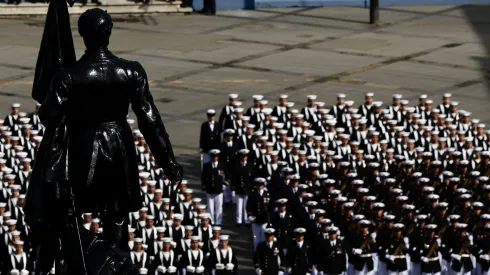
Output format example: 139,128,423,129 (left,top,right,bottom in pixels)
452,254,462,261
225,263,234,271
353,249,362,255
306,273,312,275
250,216,256,222
468,235,474,245
485,254,490,261
421,257,429,263
436,238,441,246
255,268,262,275
232,191,236,197
215,264,225,270
196,266,205,273
167,266,177,273
278,272,284,275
